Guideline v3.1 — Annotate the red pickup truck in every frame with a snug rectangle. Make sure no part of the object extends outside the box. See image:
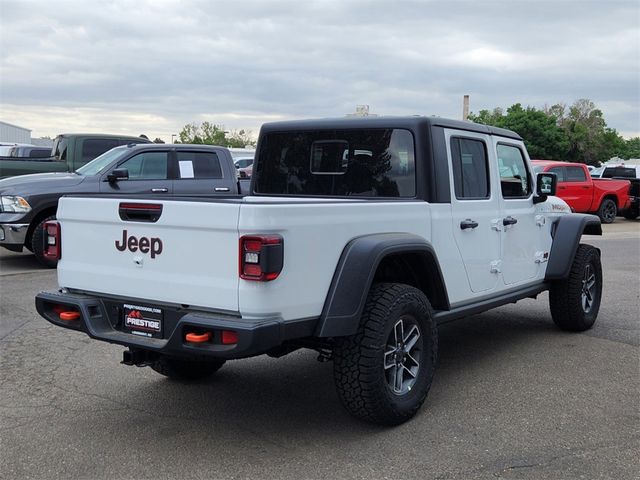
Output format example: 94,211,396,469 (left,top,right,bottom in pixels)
532,160,631,223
